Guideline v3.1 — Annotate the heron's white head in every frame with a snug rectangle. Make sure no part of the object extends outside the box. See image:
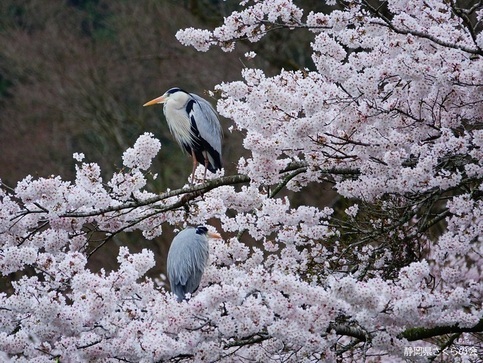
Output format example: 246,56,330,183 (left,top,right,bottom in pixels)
143,87,189,109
